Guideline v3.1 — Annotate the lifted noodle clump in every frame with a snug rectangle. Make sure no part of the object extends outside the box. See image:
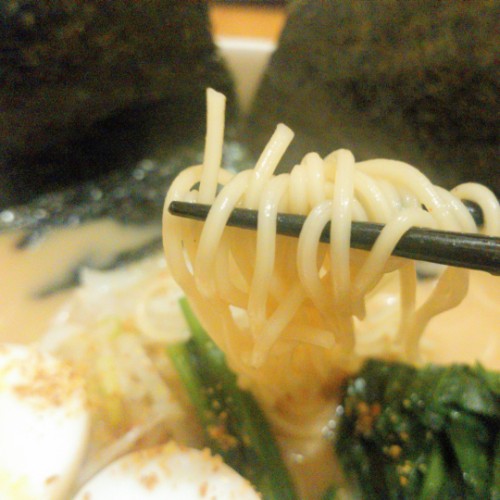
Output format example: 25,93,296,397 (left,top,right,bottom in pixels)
163,89,499,430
